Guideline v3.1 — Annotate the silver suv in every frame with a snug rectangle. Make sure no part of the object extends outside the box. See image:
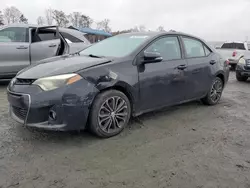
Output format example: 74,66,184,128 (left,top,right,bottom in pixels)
0,24,91,79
